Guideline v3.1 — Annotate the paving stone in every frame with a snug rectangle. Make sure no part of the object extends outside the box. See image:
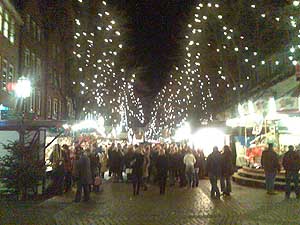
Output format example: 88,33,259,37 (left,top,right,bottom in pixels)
1,180,300,224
